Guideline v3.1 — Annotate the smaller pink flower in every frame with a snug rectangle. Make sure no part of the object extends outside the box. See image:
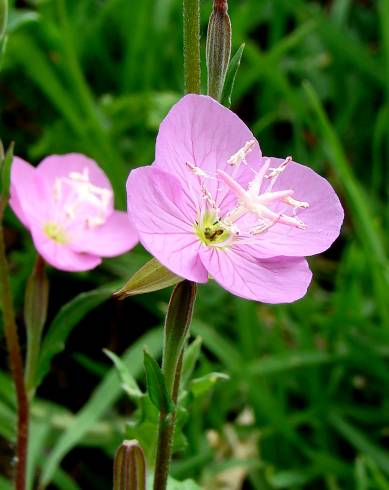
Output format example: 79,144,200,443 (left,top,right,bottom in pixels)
10,153,138,271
